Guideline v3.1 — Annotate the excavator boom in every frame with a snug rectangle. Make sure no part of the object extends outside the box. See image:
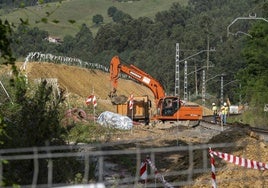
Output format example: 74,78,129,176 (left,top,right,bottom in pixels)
110,56,165,104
